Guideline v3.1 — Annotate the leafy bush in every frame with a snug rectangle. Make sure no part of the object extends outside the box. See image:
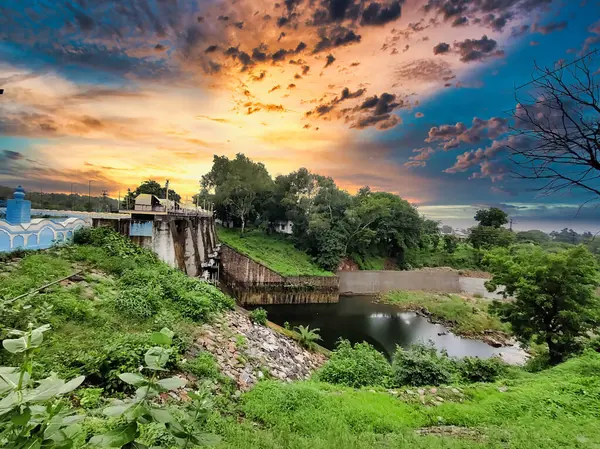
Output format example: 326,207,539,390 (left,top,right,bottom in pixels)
73,226,154,261
249,307,268,325
317,340,392,388
184,352,221,380
78,387,104,409
115,285,164,319
456,356,506,383
391,343,454,387
295,325,322,351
